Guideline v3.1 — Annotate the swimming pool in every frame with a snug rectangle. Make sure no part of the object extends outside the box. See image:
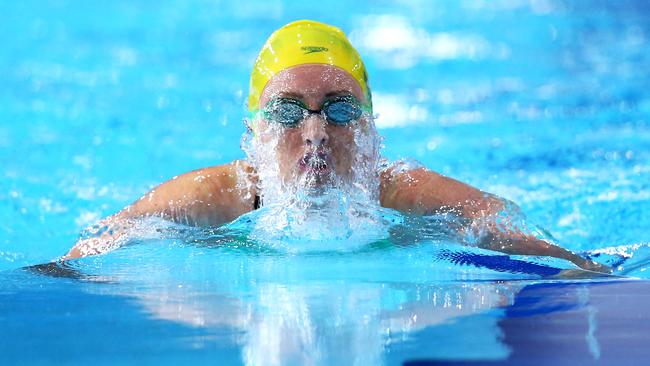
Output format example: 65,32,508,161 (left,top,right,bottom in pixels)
1,0,650,364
